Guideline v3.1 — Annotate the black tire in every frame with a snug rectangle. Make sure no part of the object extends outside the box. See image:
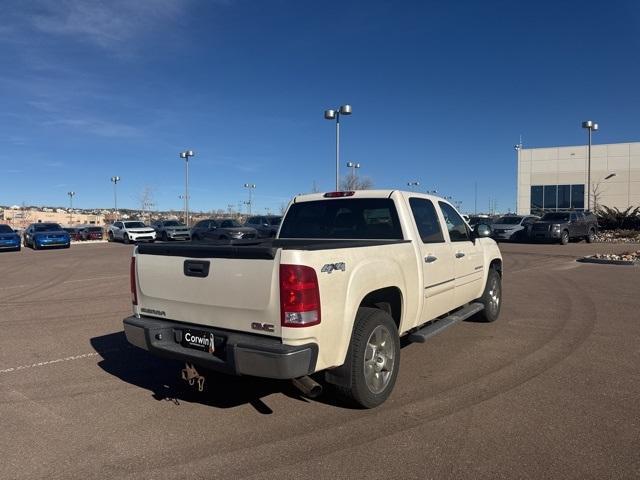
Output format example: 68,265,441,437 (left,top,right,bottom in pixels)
337,307,400,408
108,231,114,242
586,228,596,243
192,233,200,242
123,234,130,245
475,268,501,323
32,239,38,250
162,231,168,242
560,230,569,245
64,244,70,249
